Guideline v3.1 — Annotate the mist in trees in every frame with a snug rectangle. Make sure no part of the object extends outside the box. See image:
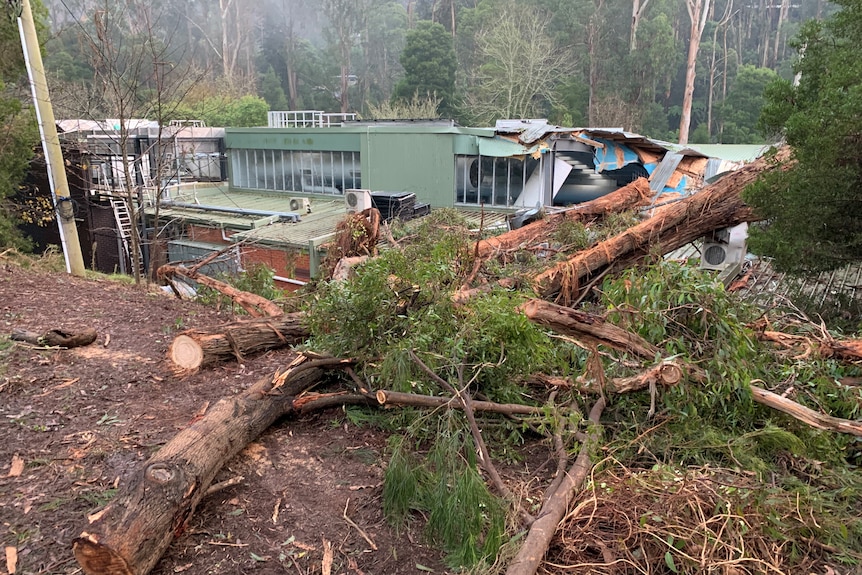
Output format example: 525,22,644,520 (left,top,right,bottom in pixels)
32,0,831,142
744,0,862,274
